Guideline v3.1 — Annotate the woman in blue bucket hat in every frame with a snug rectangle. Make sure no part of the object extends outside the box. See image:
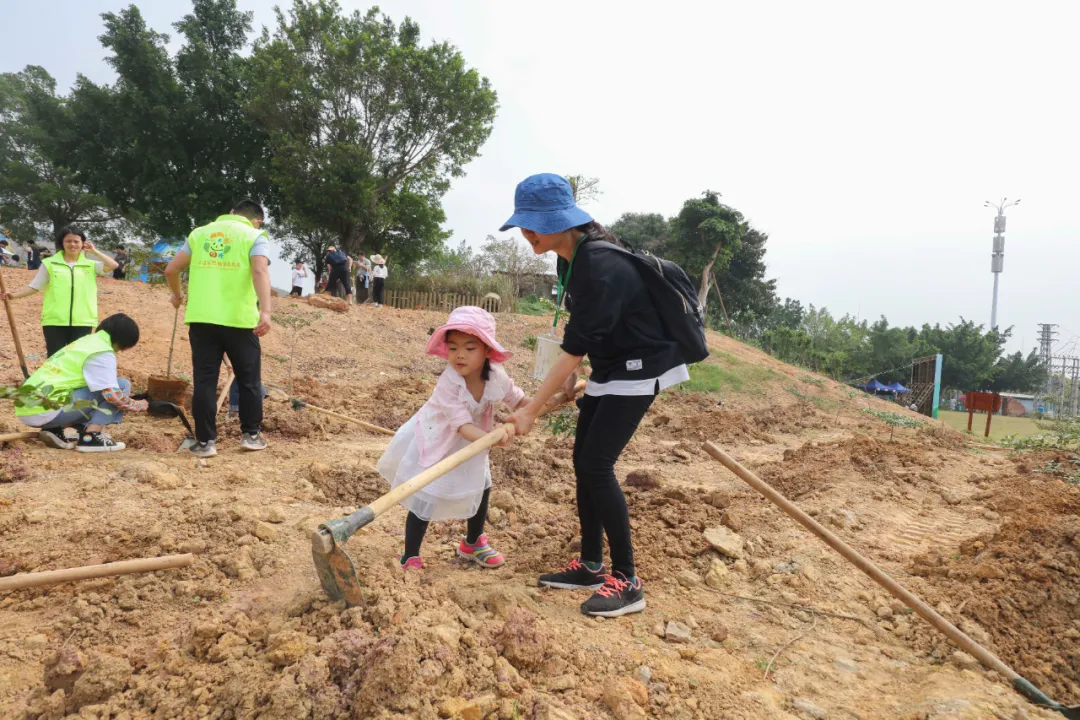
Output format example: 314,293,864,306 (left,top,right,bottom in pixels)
508,173,689,617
